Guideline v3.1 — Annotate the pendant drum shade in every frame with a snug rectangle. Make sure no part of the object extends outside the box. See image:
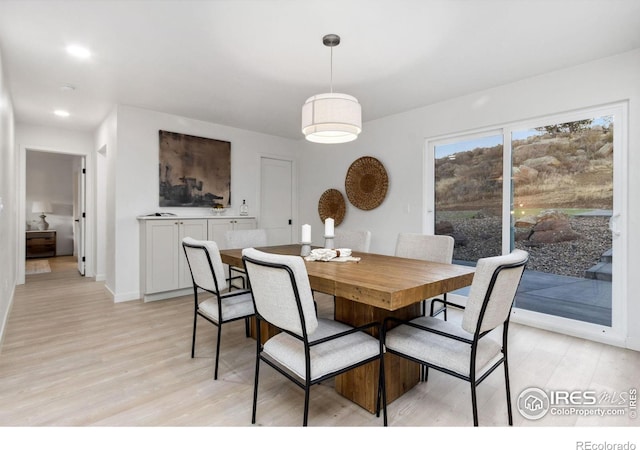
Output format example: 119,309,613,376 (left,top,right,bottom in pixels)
302,93,361,144
302,34,361,144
